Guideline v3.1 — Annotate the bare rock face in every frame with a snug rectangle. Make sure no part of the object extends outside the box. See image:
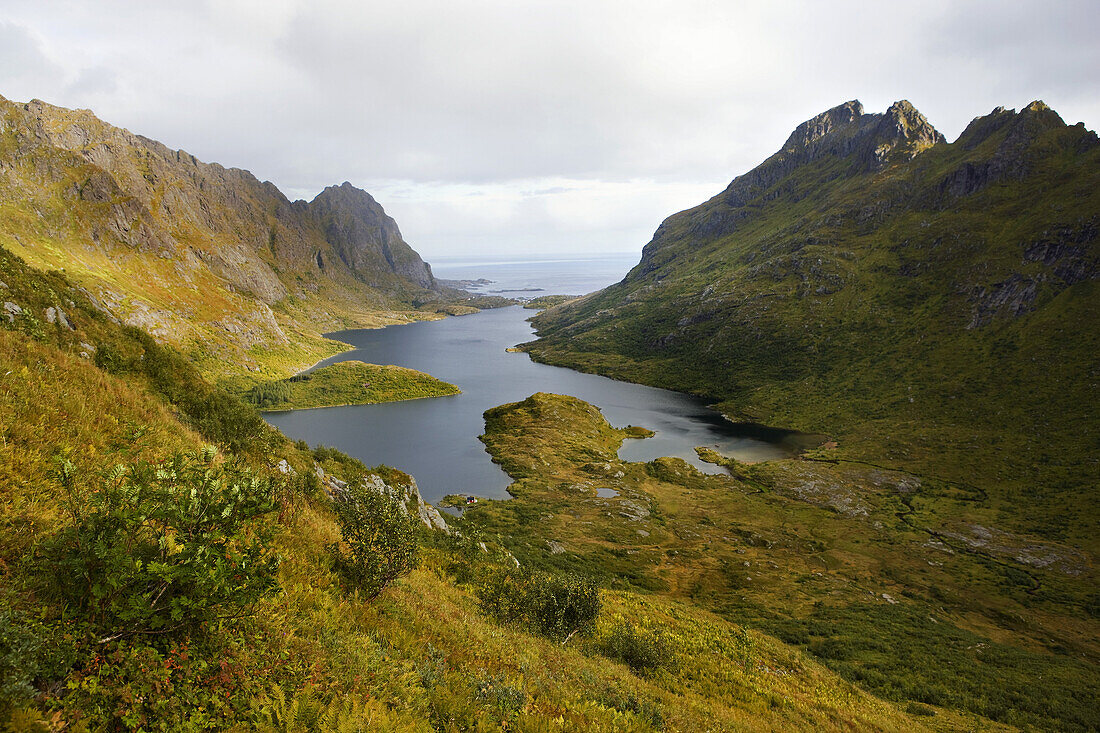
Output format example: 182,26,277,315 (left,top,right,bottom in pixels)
780,100,867,157
308,183,437,290
316,463,449,533
861,100,945,169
